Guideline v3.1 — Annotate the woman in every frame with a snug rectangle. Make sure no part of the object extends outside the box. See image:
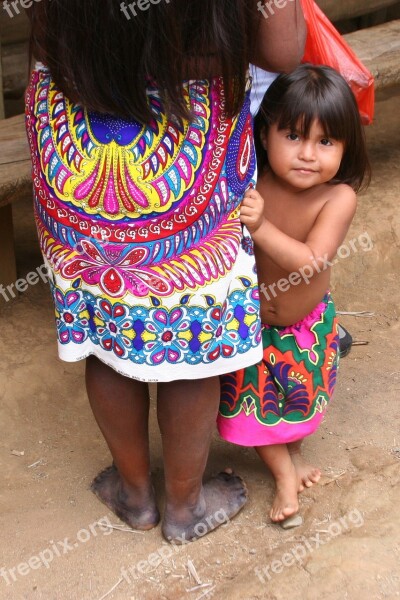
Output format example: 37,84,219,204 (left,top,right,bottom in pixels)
26,0,306,543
